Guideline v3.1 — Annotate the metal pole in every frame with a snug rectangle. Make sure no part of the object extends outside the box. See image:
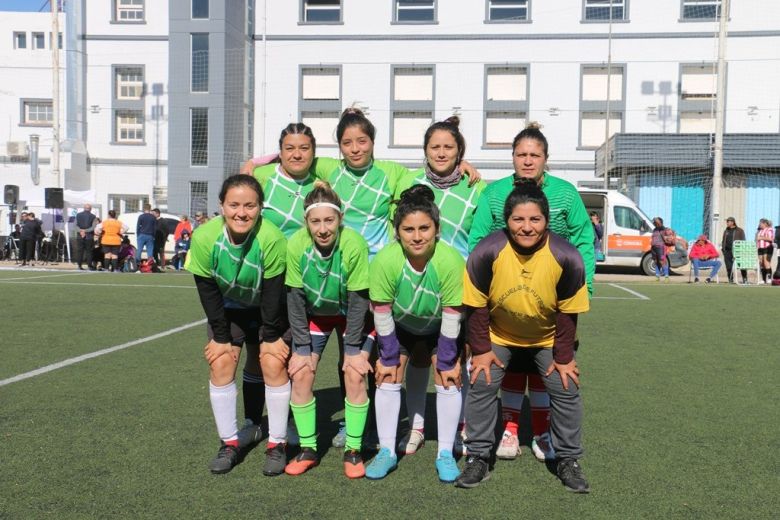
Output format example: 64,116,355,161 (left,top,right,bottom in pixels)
603,0,614,190
51,0,61,188
711,0,729,243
